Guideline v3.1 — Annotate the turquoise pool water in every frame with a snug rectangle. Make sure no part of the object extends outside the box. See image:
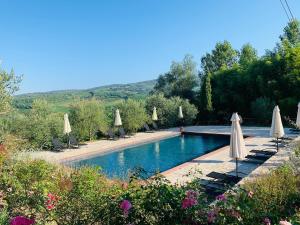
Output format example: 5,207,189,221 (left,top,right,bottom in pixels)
68,133,230,179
